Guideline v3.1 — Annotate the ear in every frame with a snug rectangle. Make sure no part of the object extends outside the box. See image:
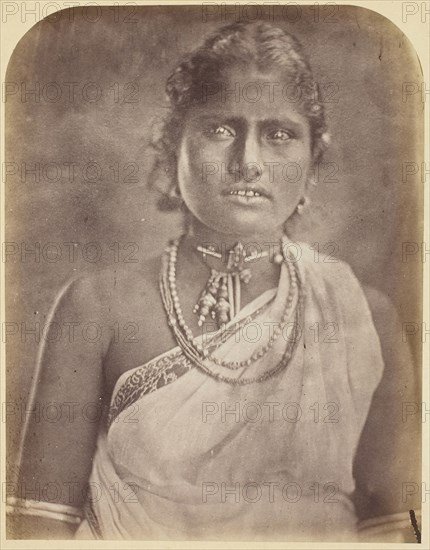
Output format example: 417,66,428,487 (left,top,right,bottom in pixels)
310,131,330,180
306,162,318,191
